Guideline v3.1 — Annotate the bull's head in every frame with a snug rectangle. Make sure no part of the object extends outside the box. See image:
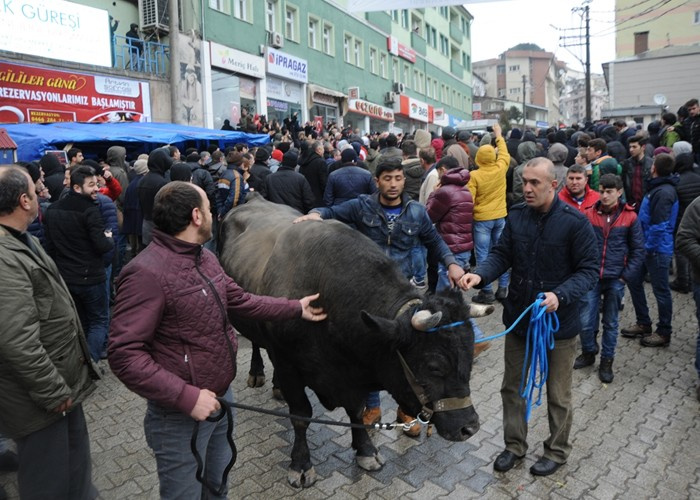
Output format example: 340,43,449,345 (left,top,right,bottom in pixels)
361,290,493,441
